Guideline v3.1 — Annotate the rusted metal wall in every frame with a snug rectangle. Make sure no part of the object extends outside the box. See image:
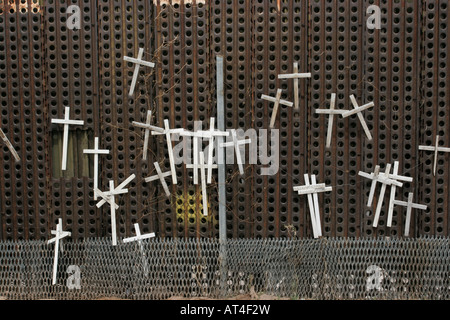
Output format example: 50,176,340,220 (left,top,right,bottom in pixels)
0,0,448,240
